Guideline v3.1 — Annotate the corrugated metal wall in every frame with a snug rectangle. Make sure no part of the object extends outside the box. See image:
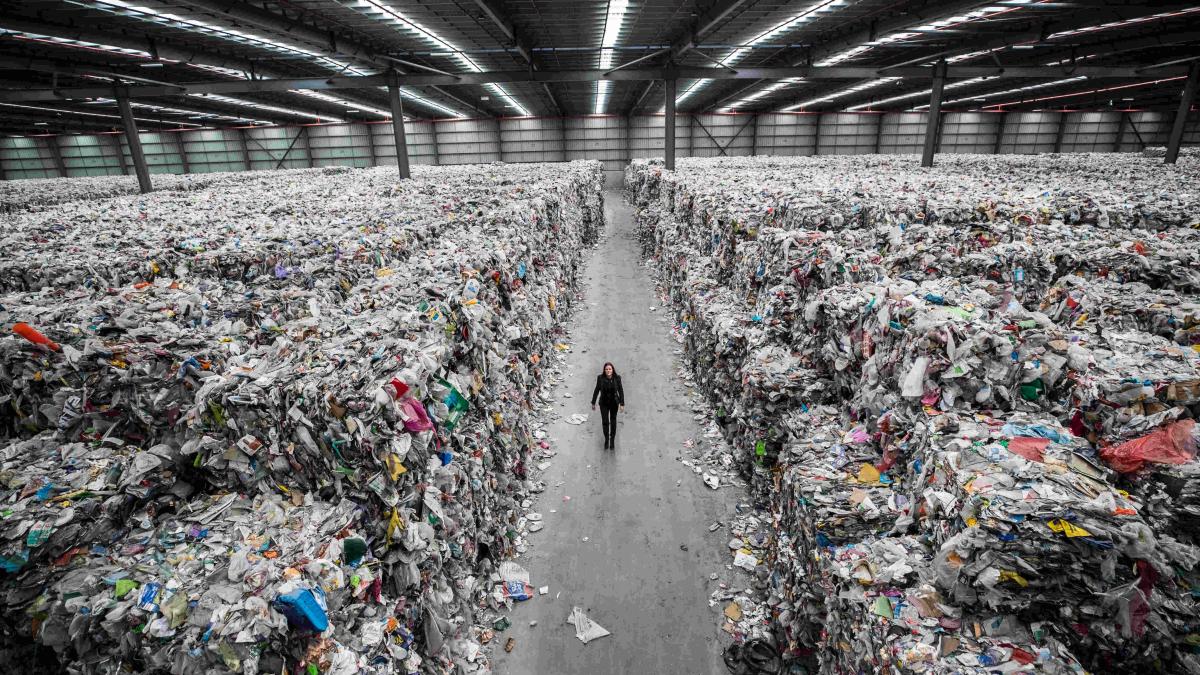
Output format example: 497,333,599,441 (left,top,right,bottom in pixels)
3,111,1198,183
